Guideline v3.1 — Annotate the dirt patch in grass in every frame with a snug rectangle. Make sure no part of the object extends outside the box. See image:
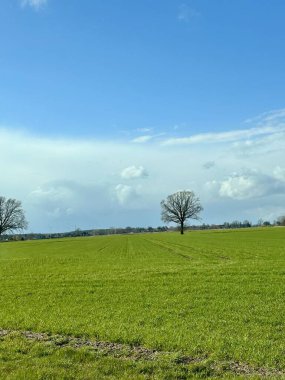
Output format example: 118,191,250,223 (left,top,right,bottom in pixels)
1,329,167,361
0,328,284,378
226,361,284,377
